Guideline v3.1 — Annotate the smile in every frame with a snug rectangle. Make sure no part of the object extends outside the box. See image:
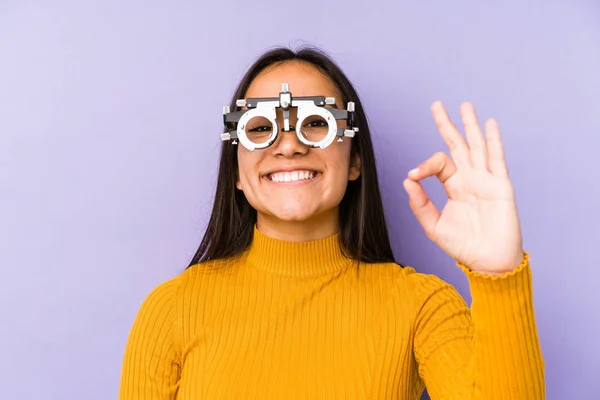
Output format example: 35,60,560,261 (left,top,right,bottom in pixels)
266,170,320,183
